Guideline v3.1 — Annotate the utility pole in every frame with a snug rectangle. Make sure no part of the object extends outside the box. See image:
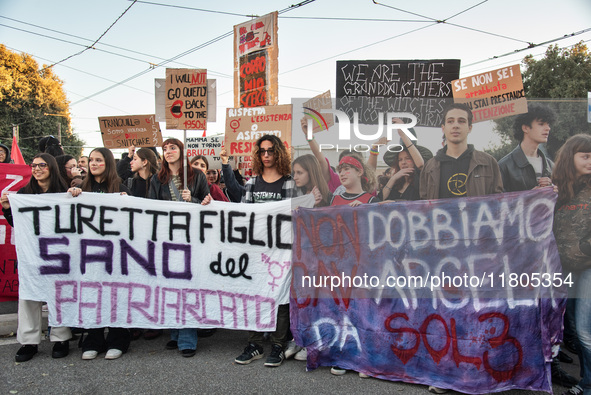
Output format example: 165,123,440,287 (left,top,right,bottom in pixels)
58,122,61,143
12,124,19,143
